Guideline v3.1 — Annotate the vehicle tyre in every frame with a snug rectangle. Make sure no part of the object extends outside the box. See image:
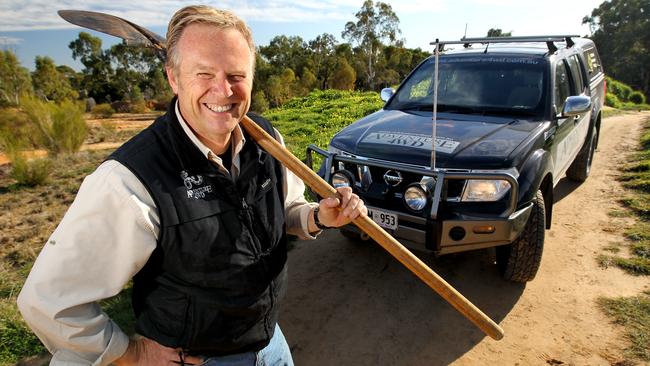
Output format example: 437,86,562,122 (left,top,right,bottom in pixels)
496,190,545,282
566,128,597,182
